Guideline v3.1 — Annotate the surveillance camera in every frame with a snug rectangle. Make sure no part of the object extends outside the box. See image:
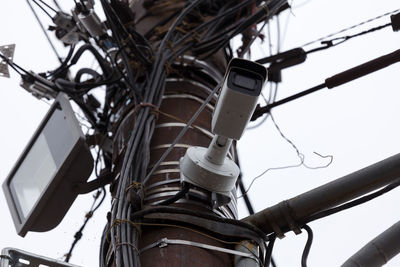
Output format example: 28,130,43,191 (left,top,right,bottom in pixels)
180,58,267,207
212,58,267,140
